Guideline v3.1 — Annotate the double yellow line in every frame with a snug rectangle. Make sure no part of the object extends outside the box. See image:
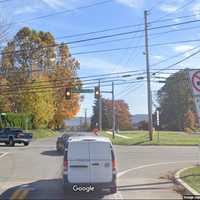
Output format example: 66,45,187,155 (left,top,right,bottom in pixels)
10,189,30,200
